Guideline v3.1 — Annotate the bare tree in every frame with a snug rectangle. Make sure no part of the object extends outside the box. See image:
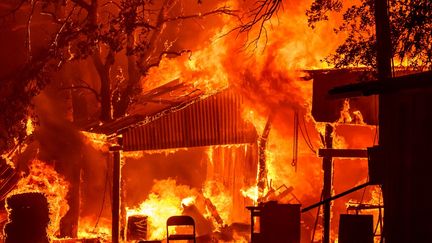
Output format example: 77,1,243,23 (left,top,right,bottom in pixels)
0,0,238,238
307,0,432,69
237,0,431,69
0,0,236,154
